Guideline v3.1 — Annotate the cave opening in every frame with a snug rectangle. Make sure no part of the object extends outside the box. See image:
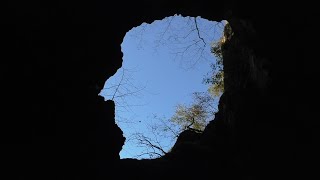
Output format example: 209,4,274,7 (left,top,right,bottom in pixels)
100,14,226,159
